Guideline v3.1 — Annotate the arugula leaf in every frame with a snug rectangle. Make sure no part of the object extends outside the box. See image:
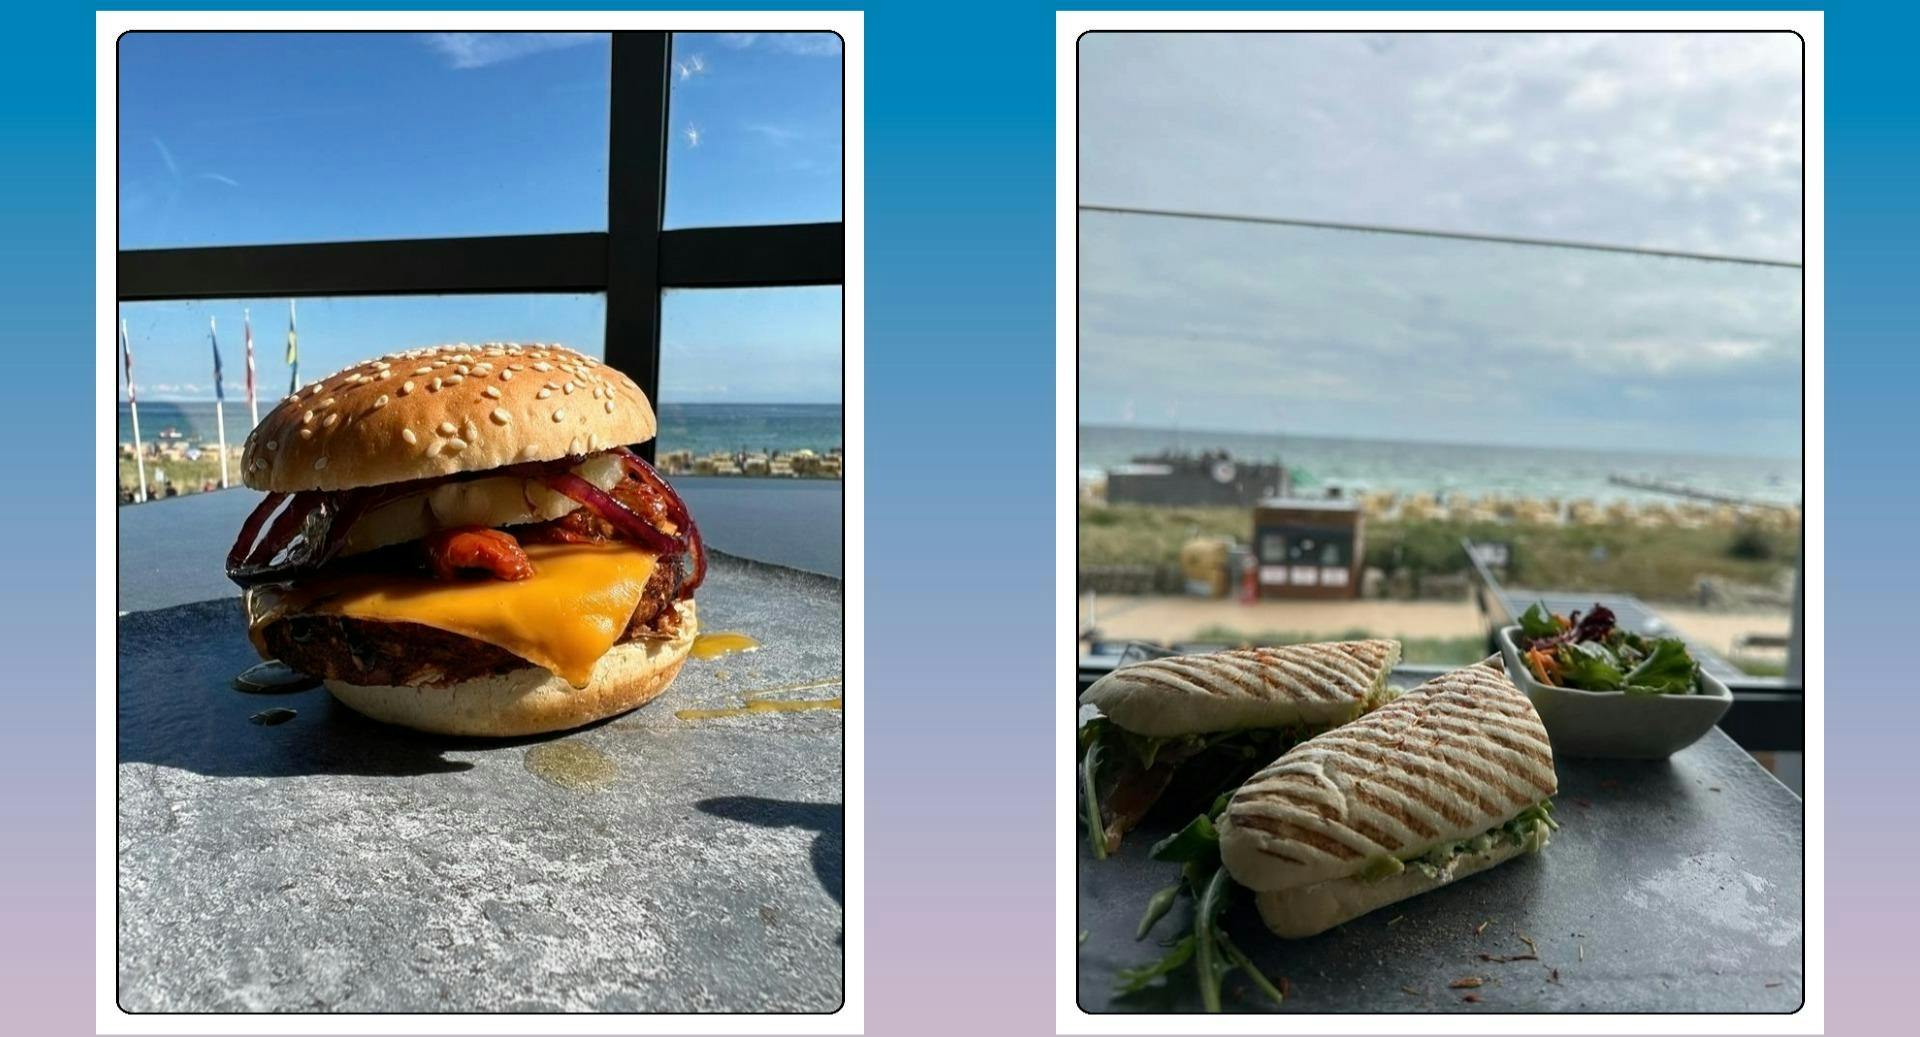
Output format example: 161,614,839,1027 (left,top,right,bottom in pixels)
1113,935,1195,995
1623,637,1699,695
1136,884,1180,940
1556,641,1625,690
1518,601,1563,641
1149,814,1220,863
1195,867,1232,1013
1215,928,1286,1008
1082,740,1109,860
